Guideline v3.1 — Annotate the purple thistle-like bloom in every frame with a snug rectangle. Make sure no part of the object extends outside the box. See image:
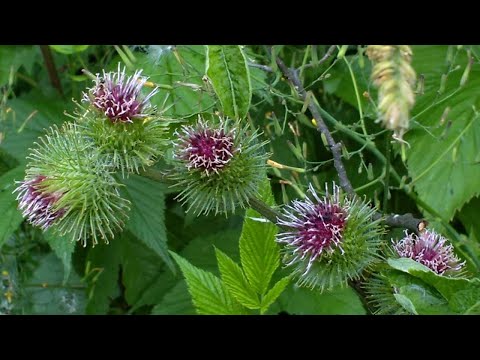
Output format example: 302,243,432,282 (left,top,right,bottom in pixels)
393,229,465,275
83,64,158,123
14,175,66,230
277,183,349,274
175,120,236,176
